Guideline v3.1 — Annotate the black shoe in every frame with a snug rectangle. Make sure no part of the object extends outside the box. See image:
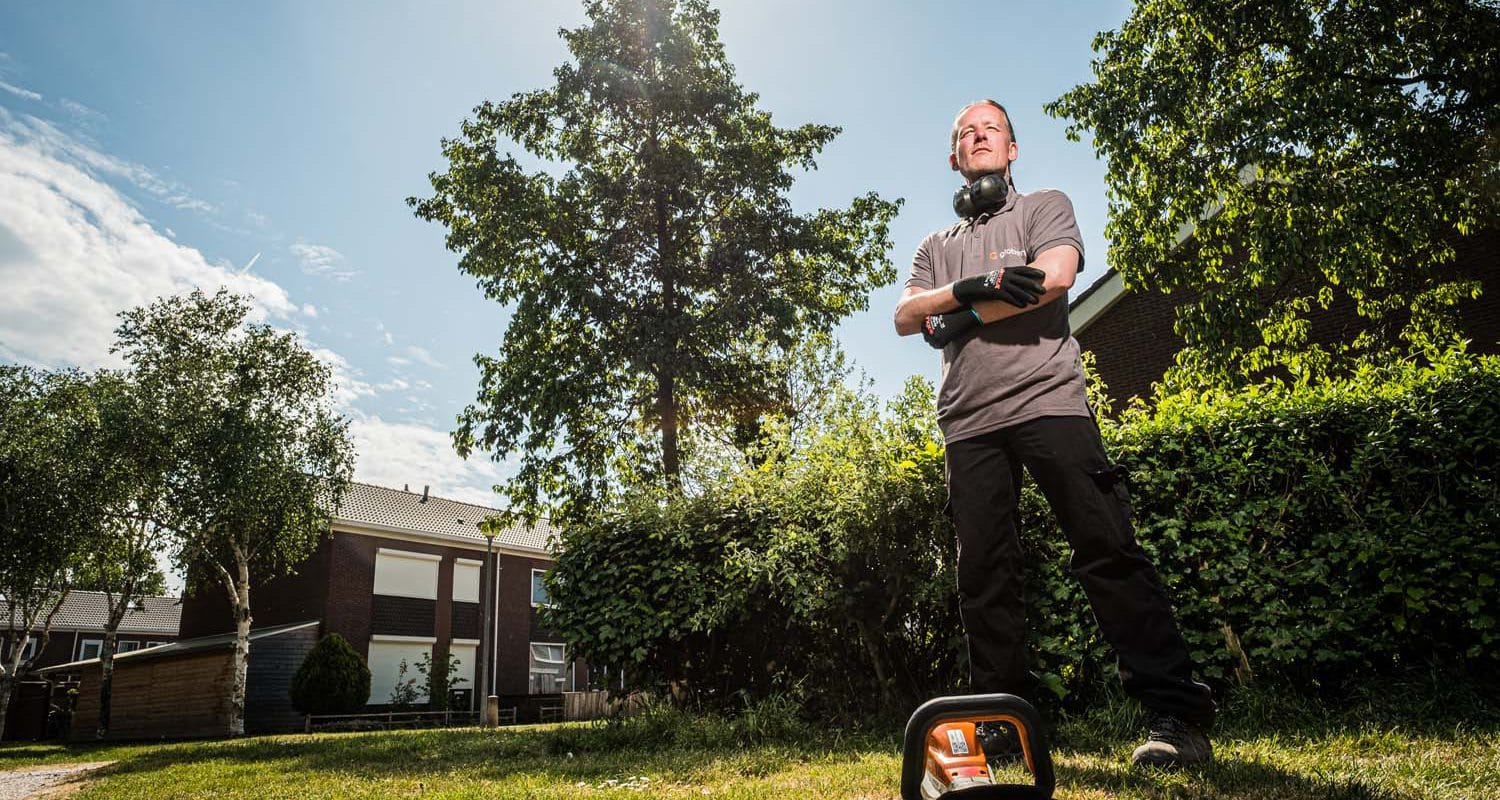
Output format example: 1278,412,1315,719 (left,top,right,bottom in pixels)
1131,712,1212,769
976,720,1024,771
